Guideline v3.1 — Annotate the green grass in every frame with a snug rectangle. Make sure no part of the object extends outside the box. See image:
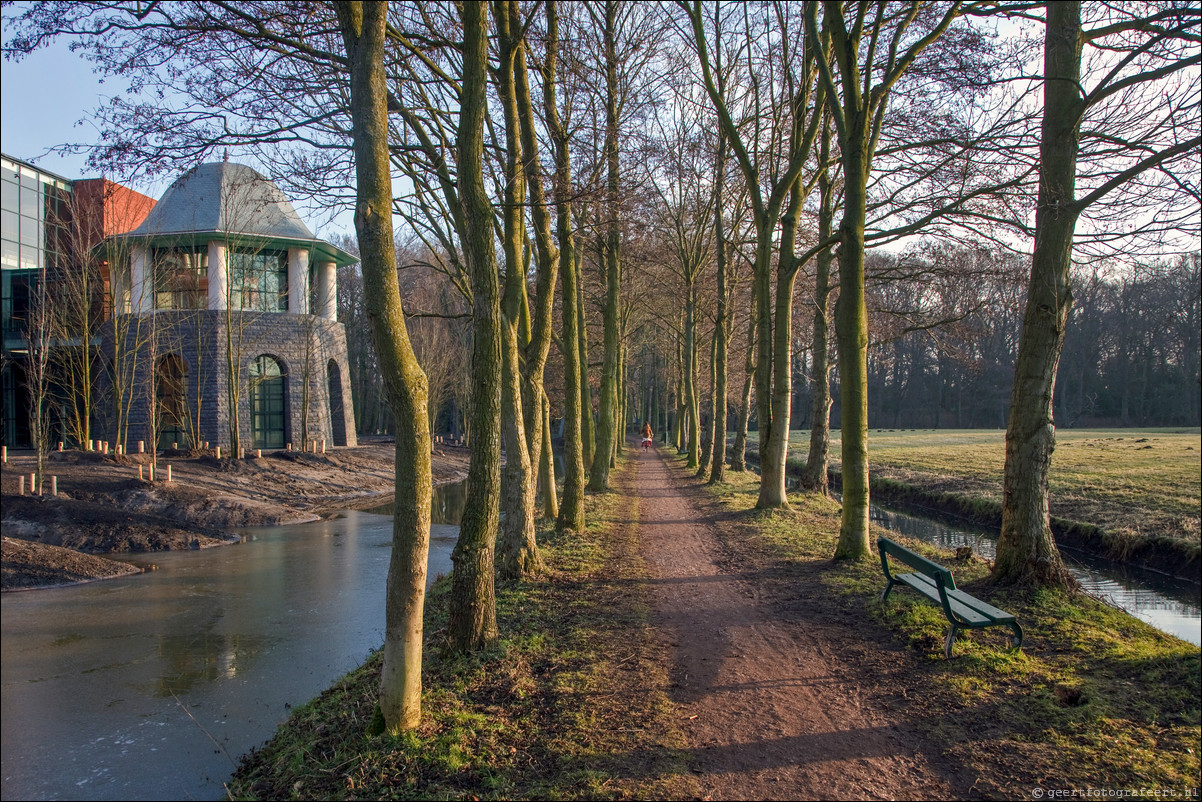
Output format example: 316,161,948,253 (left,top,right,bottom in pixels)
227,466,696,801
769,428,1202,545
693,464,1201,797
